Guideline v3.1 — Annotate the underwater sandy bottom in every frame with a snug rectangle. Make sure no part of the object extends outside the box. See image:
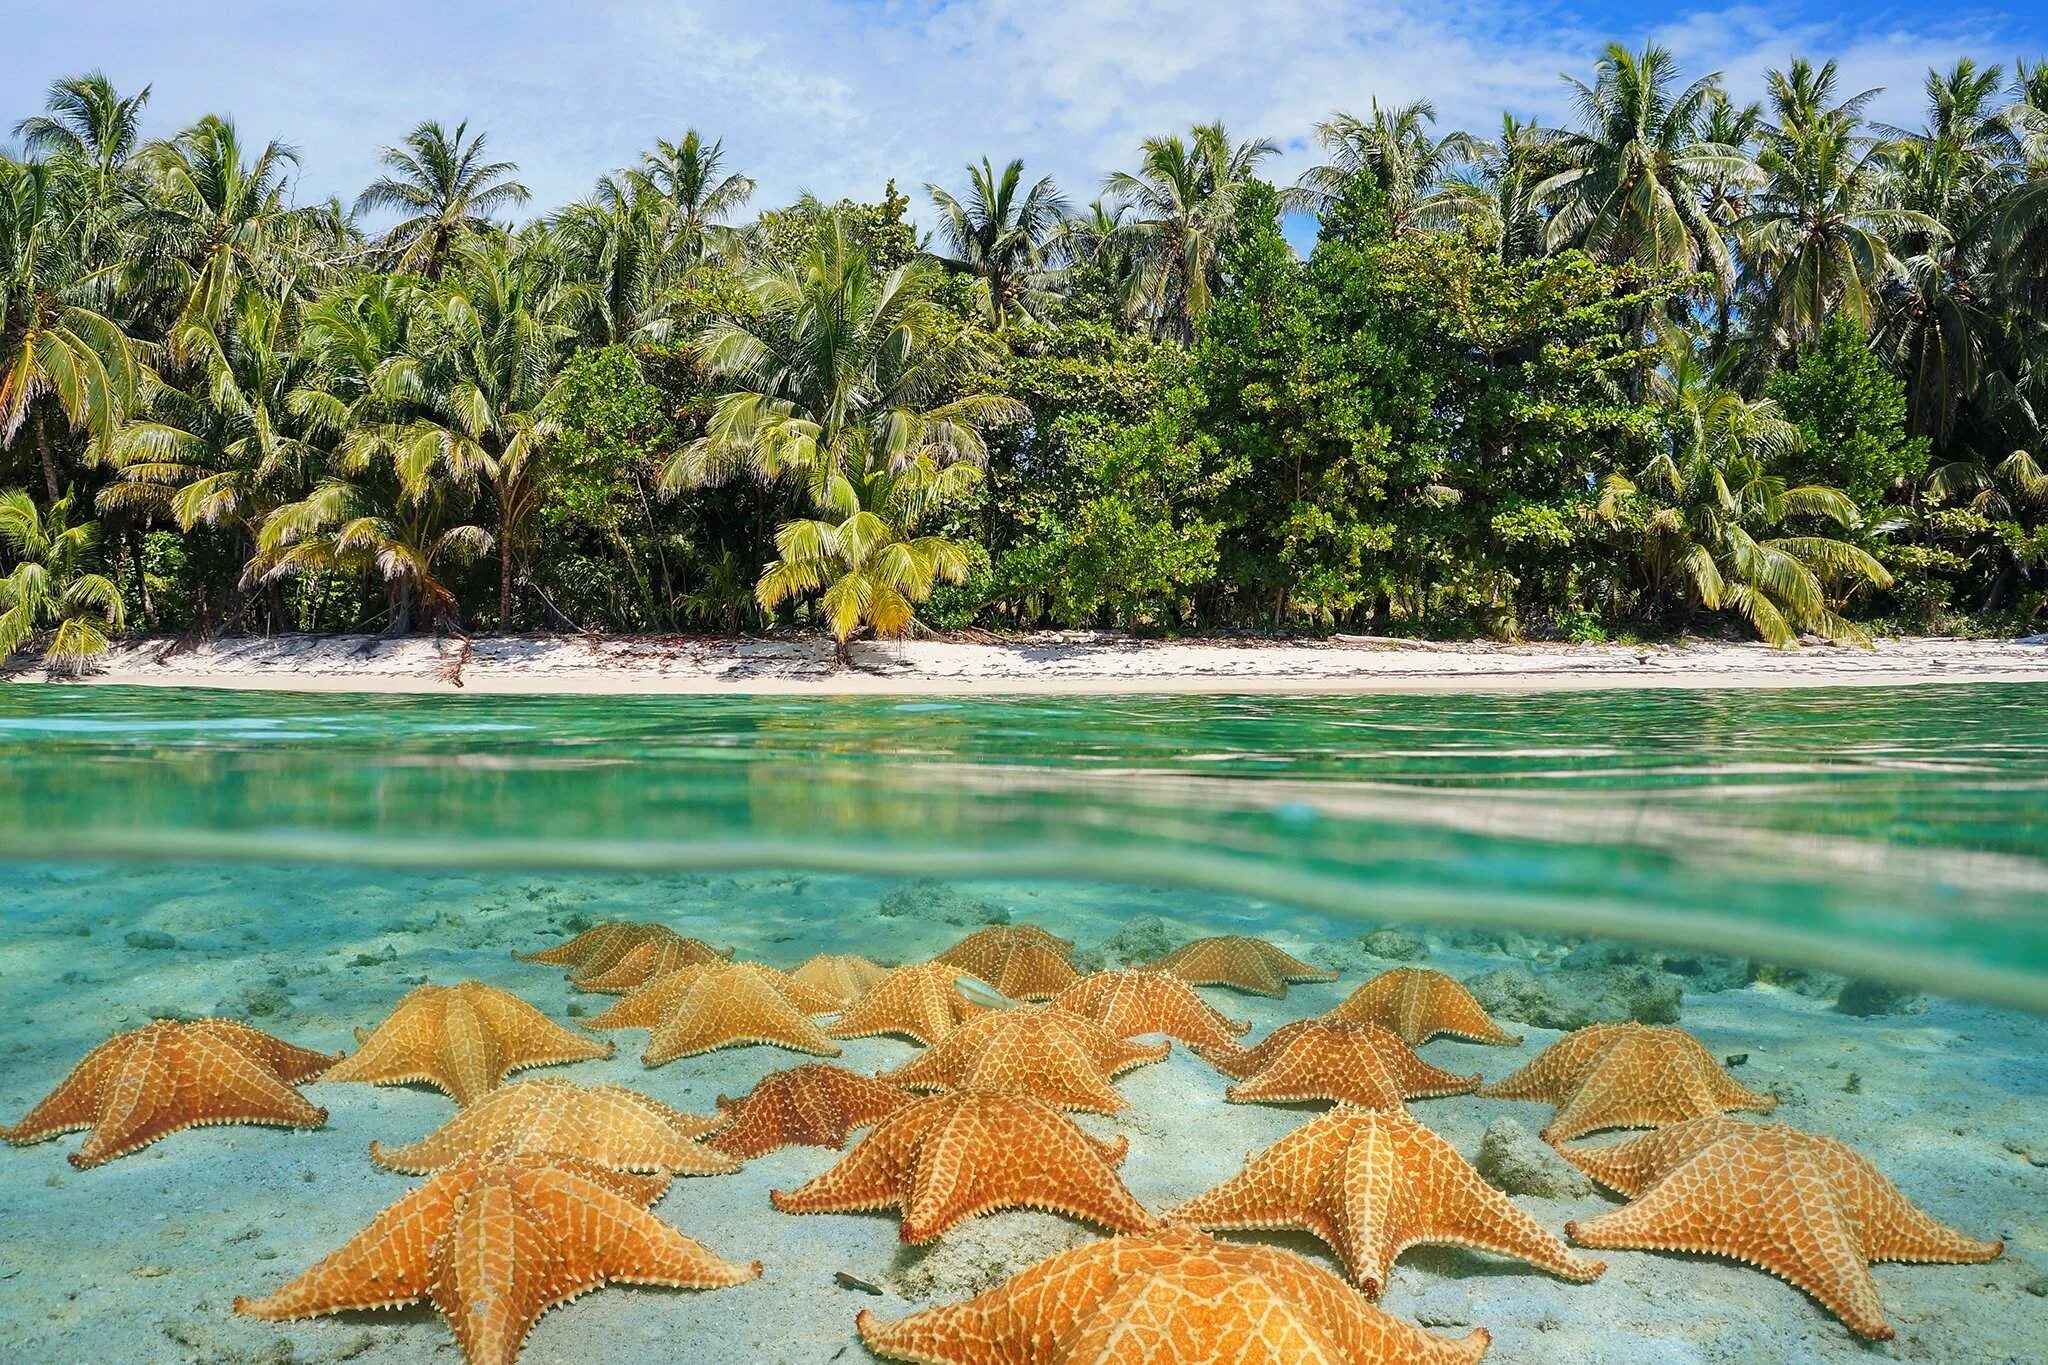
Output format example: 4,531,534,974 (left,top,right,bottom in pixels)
0,863,2042,1364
